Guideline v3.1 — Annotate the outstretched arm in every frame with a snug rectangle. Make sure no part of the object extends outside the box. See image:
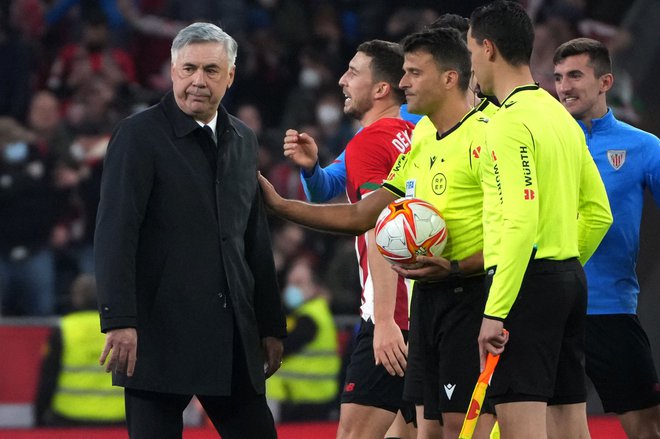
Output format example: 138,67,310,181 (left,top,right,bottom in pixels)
258,172,396,235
